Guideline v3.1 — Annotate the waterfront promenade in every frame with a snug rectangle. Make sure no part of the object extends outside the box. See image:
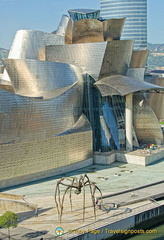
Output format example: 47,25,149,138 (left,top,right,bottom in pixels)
0,159,164,239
